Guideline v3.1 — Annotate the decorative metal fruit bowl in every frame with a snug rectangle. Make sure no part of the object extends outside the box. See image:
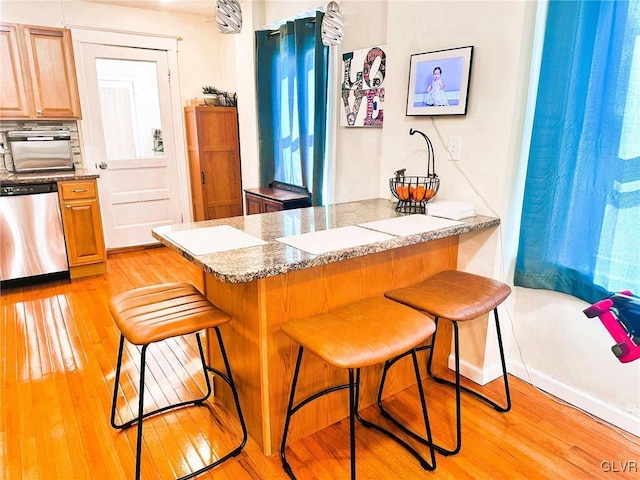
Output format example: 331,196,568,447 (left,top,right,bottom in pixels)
389,128,440,213
389,175,439,213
